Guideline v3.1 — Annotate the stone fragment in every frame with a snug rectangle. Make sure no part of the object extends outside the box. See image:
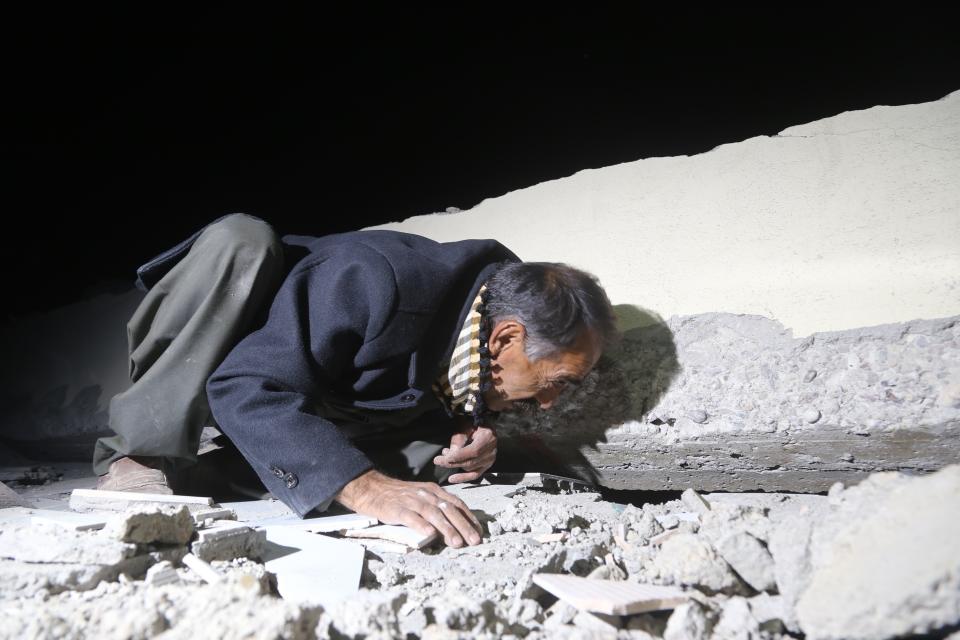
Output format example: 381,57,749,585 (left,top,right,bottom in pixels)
106,505,195,545
191,521,266,562
803,408,822,424
714,531,777,593
653,533,746,595
324,588,406,638
803,369,818,382
664,600,717,640
687,409,708,424
712,596,761,639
